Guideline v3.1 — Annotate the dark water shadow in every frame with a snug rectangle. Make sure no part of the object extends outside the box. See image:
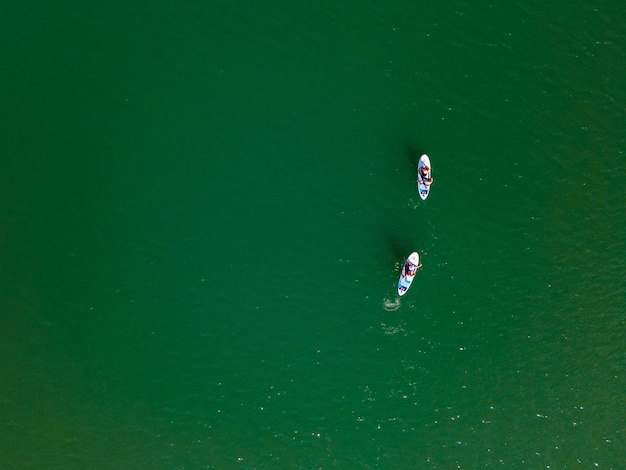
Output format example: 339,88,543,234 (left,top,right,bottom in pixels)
385,231,412,265
406,143,426,174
